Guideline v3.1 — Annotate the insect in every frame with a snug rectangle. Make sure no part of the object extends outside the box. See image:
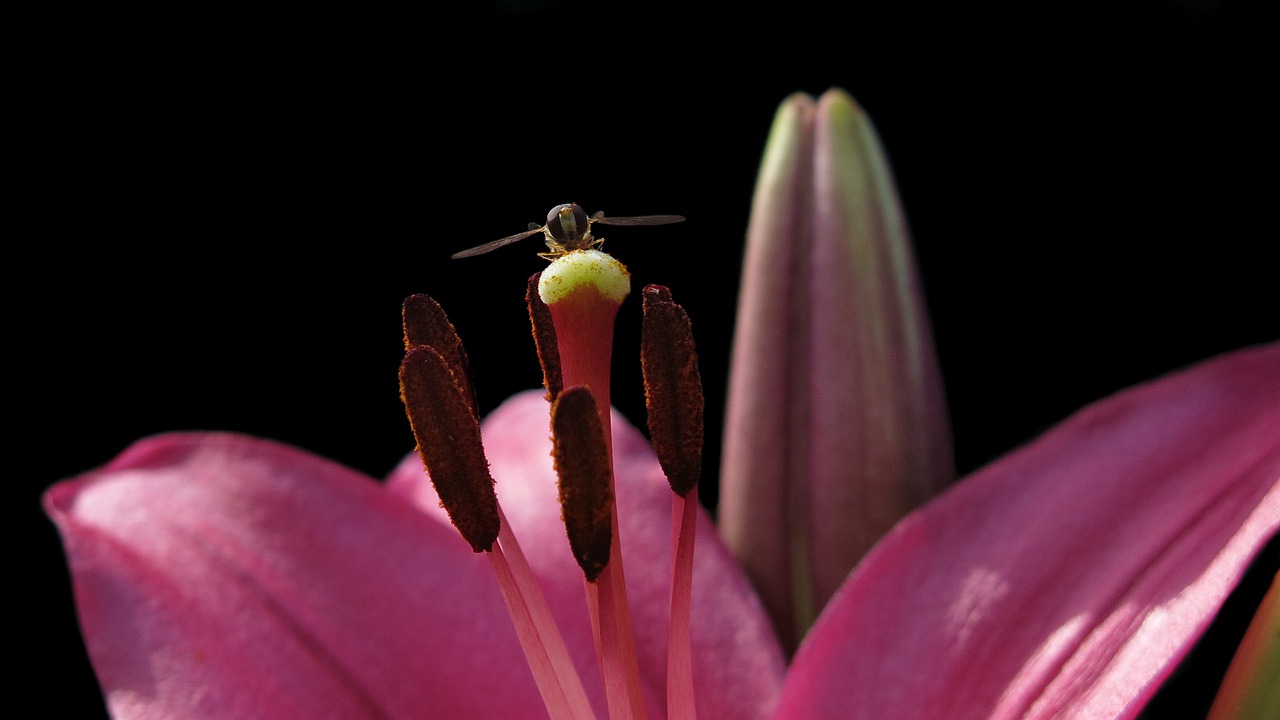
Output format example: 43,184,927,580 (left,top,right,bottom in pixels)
451,203,685,260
